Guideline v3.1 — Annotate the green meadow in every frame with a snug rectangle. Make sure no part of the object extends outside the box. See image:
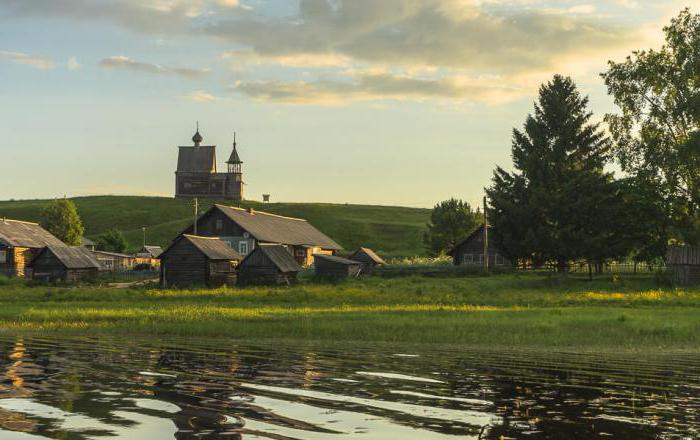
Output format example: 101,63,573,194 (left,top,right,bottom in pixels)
0,196,430,257
1,273,698,350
